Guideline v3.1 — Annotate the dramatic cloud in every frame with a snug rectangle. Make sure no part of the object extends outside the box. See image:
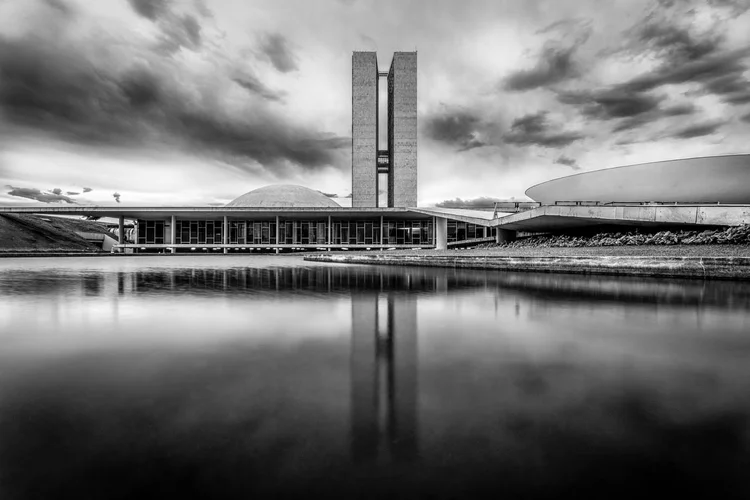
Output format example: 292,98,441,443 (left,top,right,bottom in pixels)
504,18,592,91
1,0,748,206
259,33,299,73
670,121,724,139
554,155,581,170
6,185,77,204
422,108,488,151
82,187,92,193
51,188,62,195
504,112,584,148
611,1,750,106
0,24,347,176
435,196,505,209
553,1,750,139
112,192,121,203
